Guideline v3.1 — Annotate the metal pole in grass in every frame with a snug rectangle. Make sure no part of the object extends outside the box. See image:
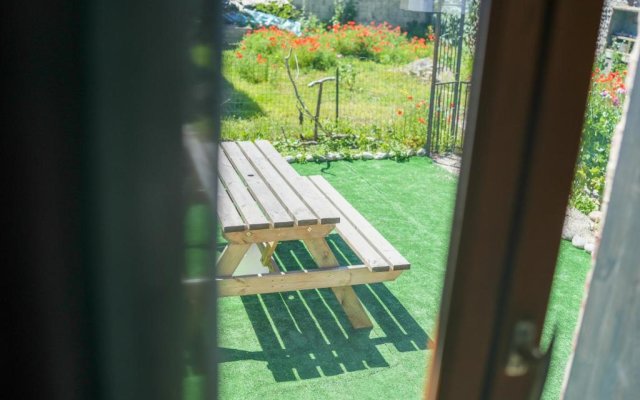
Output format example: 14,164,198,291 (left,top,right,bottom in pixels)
308,76,335,141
